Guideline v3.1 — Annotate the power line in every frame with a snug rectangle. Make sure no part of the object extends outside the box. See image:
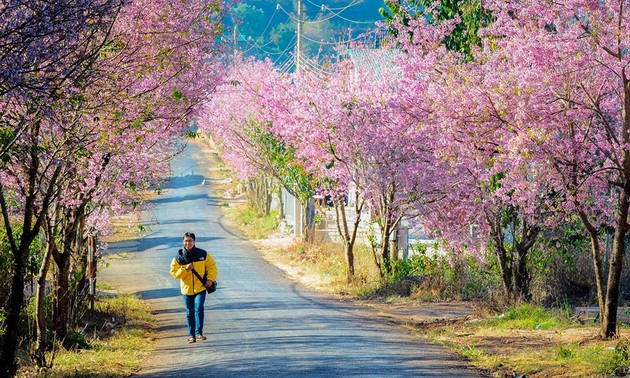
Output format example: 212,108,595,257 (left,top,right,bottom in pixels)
299,27,384,46
277,3,332,24
257,6,279,39
240,37,277,55
230,1,386,74
304,0,363,11
231,3,281,41
276,2,376,25
233,5,296,62
243,35,296,56
299,55,335,76
276,58,296,74
322,8,377,25
296,57,331,83
273,49,292,66
344,48,401,79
